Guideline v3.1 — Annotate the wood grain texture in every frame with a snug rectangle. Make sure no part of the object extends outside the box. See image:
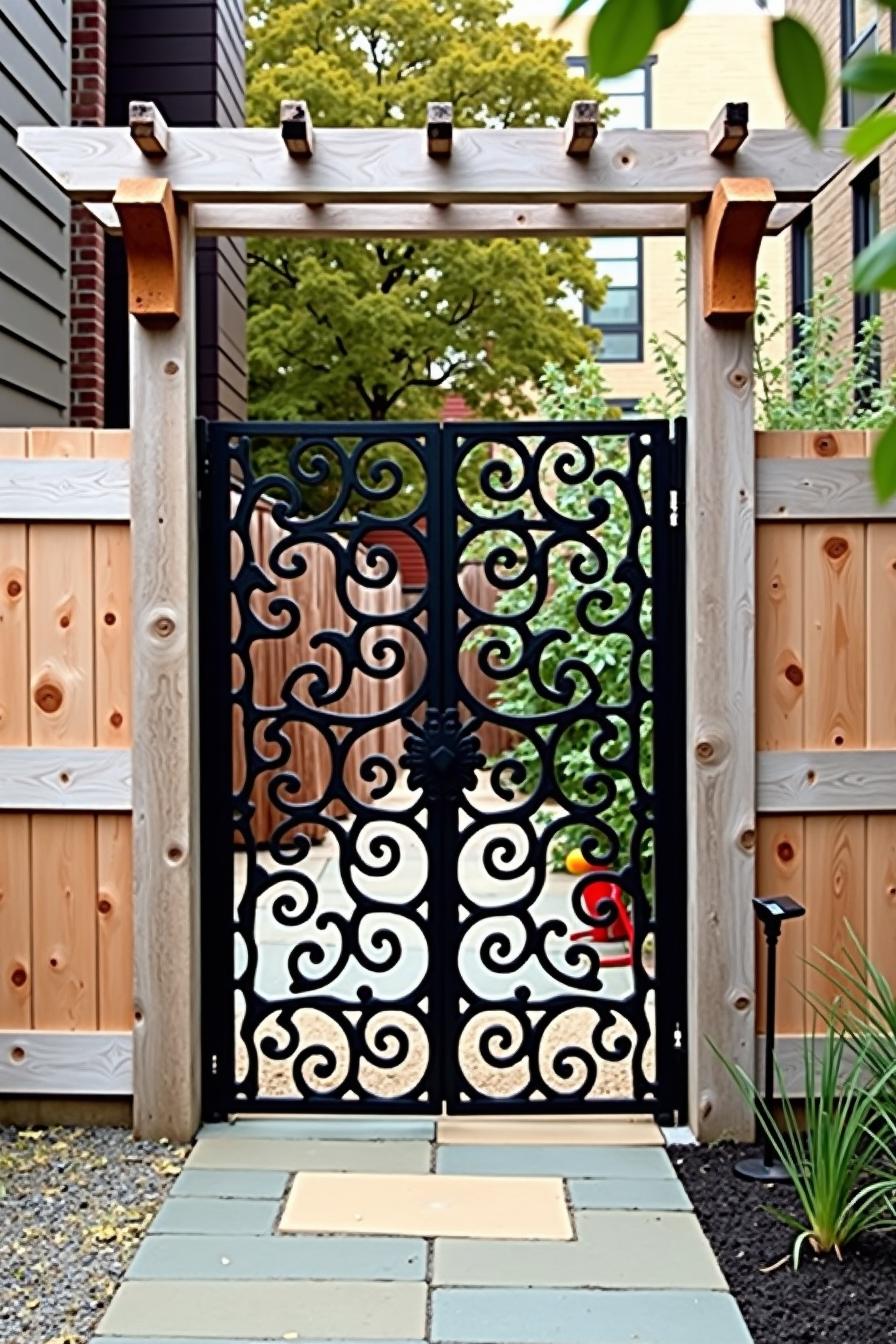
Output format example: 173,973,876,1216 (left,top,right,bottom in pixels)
27,428,93,459
756,815,806,1036
757,1034,864,1096
757,749,896,811
756,523,803,750
17,125,848,204
97,814,133,1030
0,458,129,520
804,815,866,1014
702,177,774,322
94,524,131,747
0,747,131,809
29,522,95,746
31,813,98,1030
0,1029,132,1094
0,424,28,746
866,816,896,992
756,458,896,520
685,210,755,1141
130,211,201,1141
804,523,865,748
0,815,32,1028
867,525,896,747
